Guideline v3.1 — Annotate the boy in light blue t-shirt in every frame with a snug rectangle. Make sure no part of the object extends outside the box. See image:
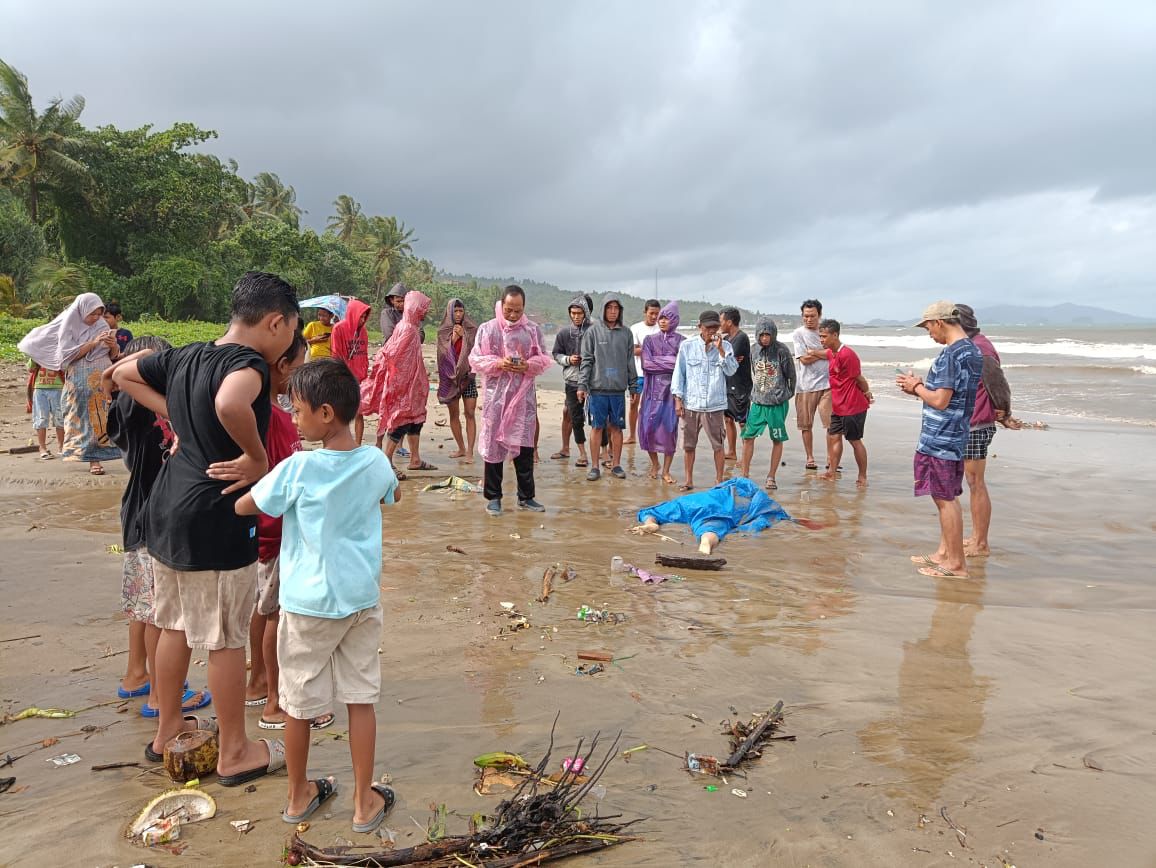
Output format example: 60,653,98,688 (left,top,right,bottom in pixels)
236,358,399,834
